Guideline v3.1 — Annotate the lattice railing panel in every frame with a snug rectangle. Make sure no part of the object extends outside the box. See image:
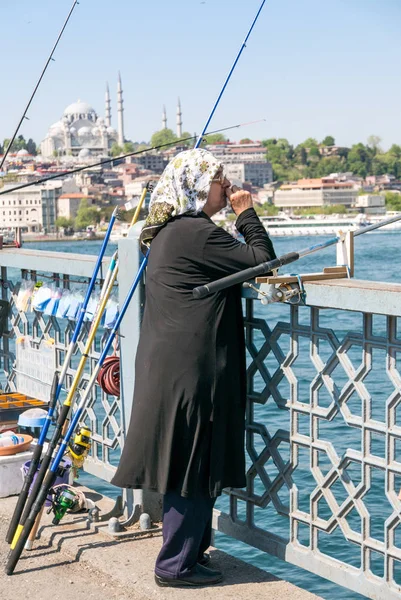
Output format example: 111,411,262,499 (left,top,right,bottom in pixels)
217,300,401,600
0,268,122,482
